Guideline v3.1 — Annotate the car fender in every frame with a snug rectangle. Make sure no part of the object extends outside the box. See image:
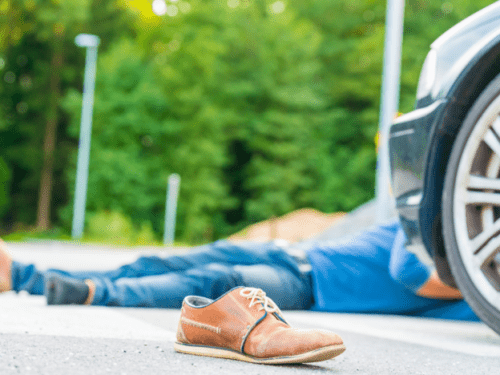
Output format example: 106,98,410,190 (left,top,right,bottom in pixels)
419,30,500,287
437,30,500,105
